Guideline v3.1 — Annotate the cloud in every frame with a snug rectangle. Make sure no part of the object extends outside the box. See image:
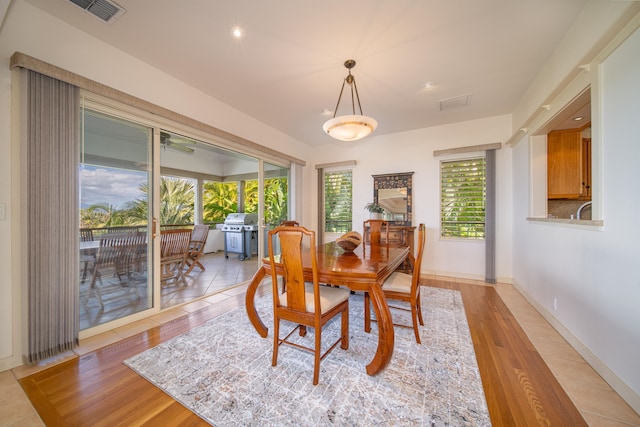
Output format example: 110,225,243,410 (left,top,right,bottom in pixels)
80,165,147,209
